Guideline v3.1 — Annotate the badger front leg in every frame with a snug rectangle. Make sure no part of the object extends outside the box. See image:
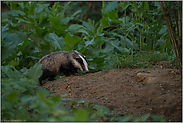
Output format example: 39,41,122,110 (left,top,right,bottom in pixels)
71,68,81,76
